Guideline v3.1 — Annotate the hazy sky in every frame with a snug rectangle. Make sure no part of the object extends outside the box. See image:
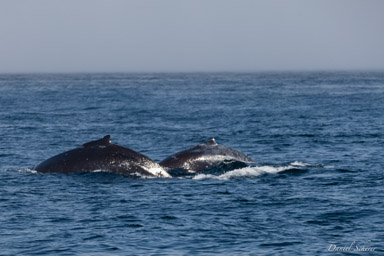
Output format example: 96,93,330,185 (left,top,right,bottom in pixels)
1,0,383,73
